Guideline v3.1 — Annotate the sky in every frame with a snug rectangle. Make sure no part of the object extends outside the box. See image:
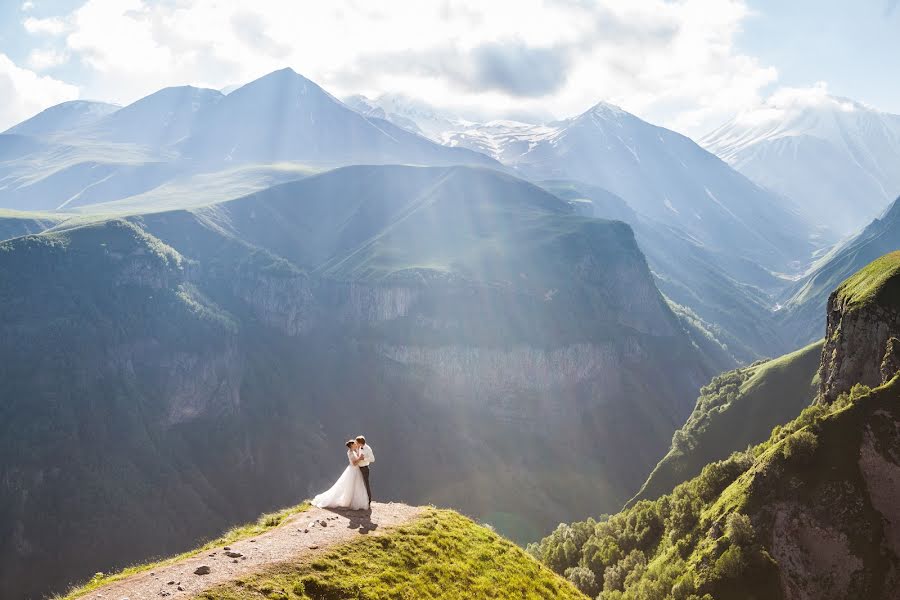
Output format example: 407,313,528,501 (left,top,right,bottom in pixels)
0,0,897,136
